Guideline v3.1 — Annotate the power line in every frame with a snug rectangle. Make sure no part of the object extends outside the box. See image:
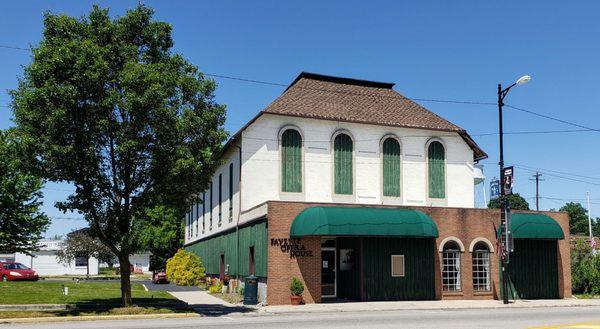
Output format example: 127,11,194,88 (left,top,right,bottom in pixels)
505,104,600,133
514,165,600,187
513,163,600,181
0,44,29,51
